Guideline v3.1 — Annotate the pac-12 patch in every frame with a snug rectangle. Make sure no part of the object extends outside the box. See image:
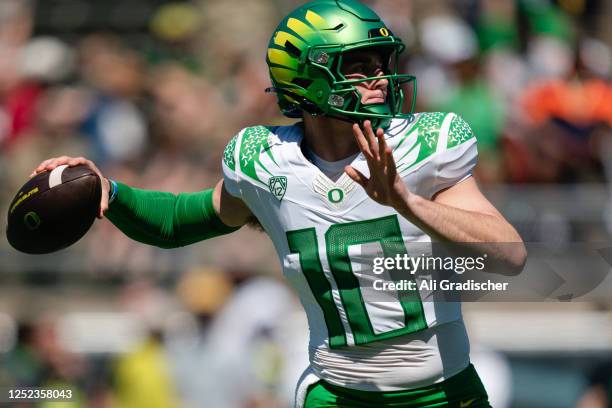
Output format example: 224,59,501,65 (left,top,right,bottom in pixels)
269,176,287,201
